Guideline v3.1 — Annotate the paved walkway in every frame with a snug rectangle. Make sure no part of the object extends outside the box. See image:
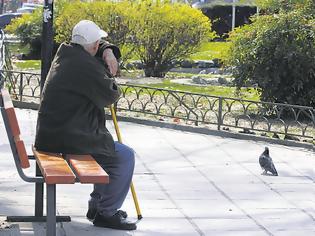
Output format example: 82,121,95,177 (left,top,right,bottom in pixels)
0,109,314,236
